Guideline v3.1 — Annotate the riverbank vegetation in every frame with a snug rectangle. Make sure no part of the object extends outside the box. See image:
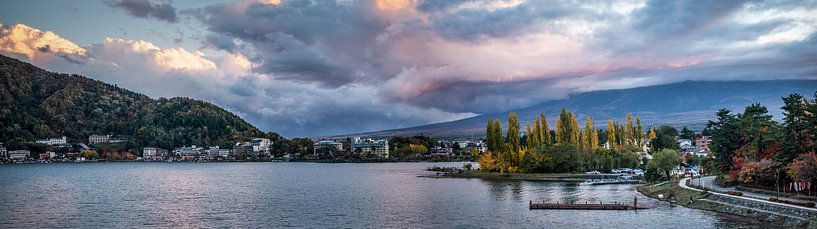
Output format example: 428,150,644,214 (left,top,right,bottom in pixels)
479,108,648,174
708,92,817,193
